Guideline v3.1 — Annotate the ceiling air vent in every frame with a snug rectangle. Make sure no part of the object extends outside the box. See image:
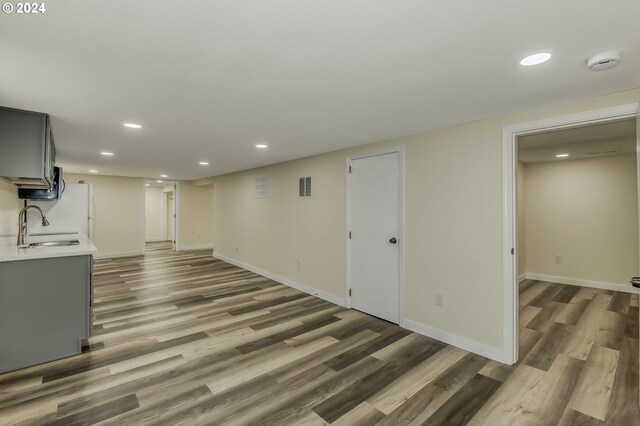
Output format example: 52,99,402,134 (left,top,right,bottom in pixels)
255,176,269,198
299,177,311,198
587,50,622,71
